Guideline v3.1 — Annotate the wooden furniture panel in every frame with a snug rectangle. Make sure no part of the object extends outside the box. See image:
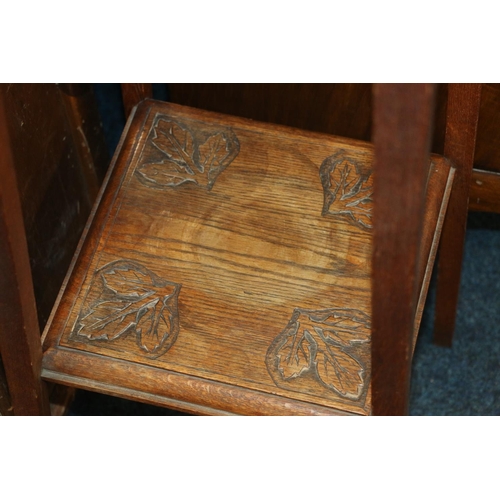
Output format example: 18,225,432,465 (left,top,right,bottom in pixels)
0,84,107,415
169,84,373,142
1,84,106,328
41,100,453,415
